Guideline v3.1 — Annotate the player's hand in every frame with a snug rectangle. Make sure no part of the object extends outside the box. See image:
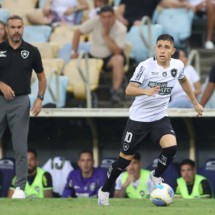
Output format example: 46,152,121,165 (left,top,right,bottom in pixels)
31,98,42,116
0,81,15,100
145,86,160,96
194,103,203,117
